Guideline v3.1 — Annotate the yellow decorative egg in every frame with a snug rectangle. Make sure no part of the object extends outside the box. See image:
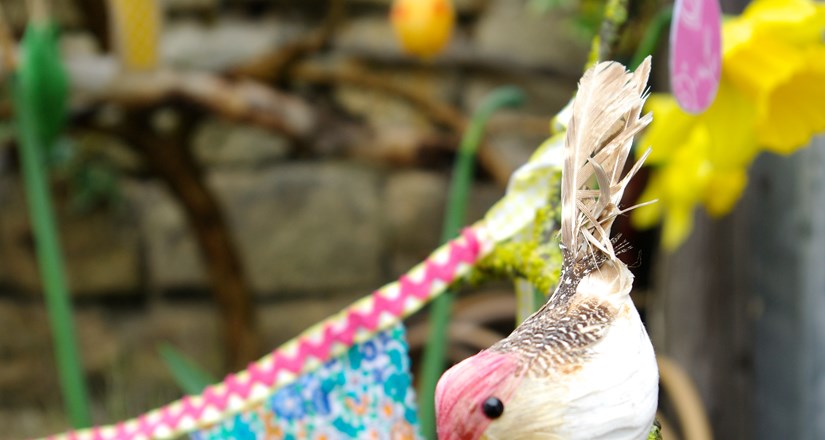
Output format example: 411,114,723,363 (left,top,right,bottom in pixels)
390,0,455,59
